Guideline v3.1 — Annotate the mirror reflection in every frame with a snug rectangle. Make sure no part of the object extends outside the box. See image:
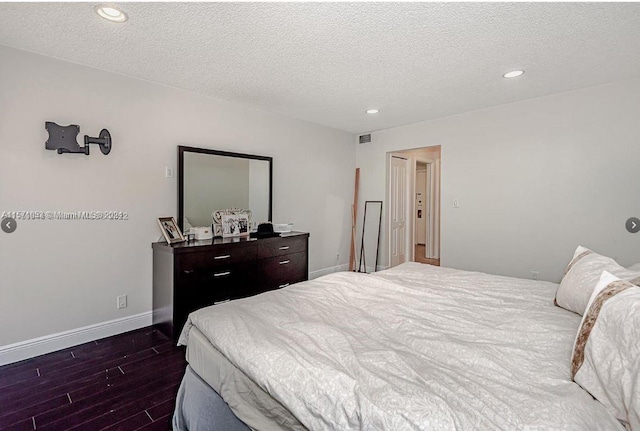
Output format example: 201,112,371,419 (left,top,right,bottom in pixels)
178,146,272,233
